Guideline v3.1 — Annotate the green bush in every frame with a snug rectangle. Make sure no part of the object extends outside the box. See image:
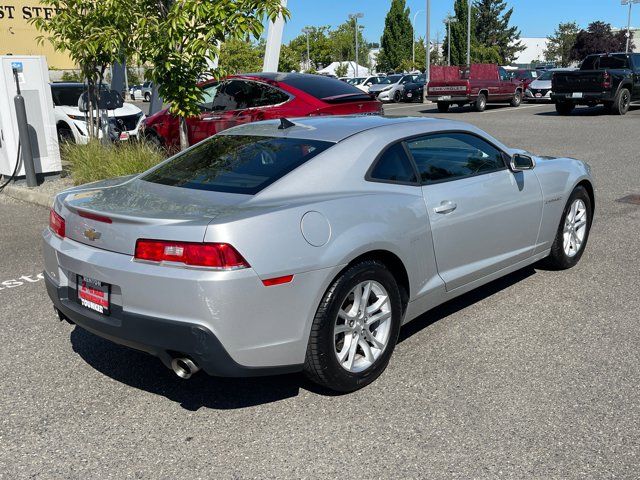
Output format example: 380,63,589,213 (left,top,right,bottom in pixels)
62,141,166,185
60,70,83,82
